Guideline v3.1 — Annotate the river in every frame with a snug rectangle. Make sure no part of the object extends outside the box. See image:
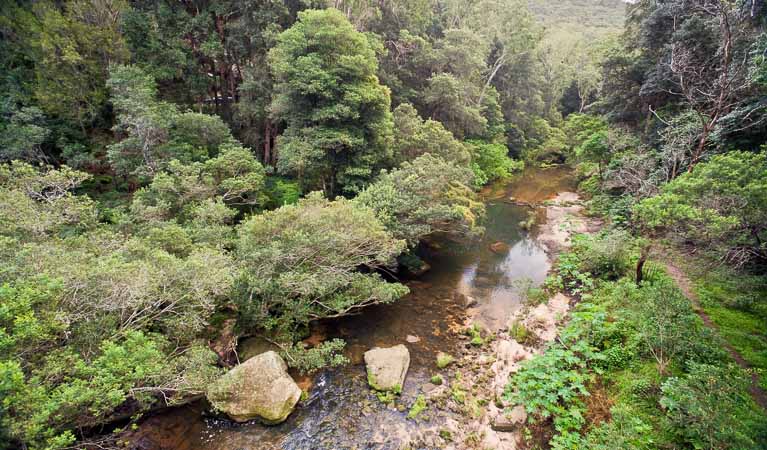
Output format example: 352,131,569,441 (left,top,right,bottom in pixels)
129,166,576,450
